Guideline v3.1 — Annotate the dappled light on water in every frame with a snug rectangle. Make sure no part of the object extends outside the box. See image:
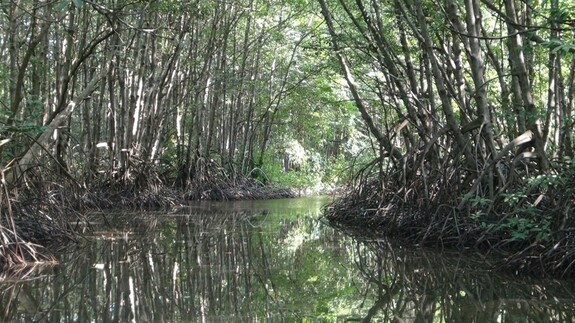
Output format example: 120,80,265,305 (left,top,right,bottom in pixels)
1,196,575,321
